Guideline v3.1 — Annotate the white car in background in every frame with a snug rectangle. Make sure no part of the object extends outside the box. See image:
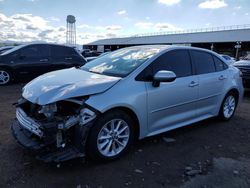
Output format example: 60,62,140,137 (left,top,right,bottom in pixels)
220,54,236,64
